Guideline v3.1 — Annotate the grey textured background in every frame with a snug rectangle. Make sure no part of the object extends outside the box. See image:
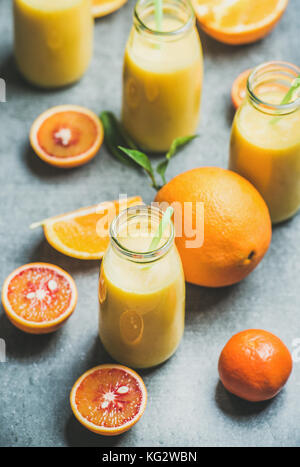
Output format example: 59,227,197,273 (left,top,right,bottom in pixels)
0,0,300,447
